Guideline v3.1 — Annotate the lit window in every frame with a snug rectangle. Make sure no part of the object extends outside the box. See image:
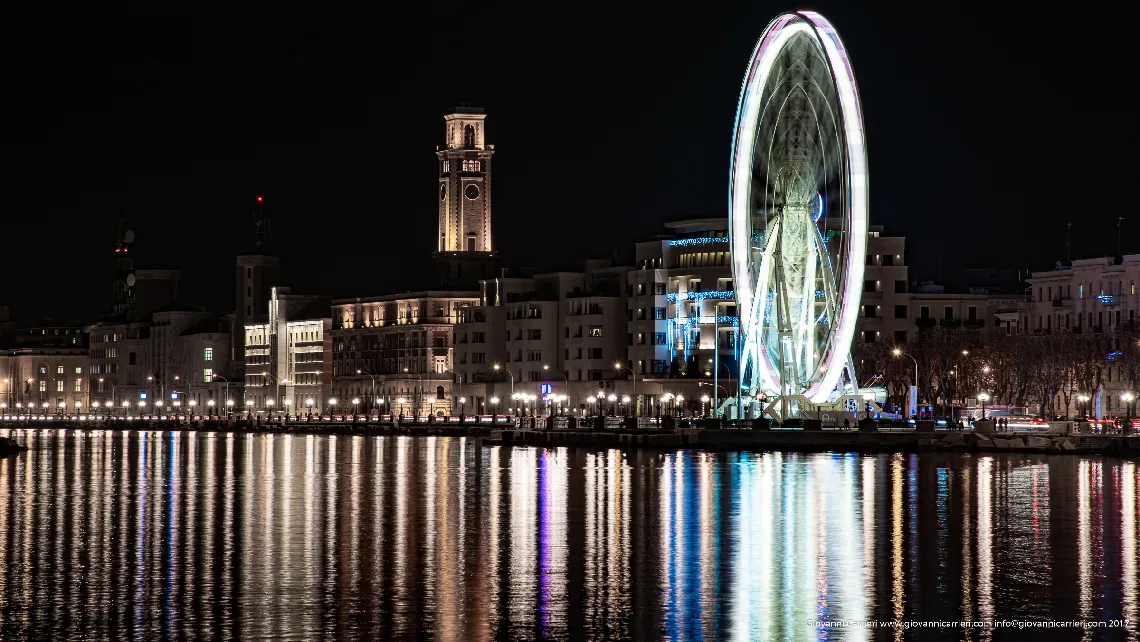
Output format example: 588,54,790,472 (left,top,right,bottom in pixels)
56,365,64,375
39,381,46,392
204,368,214,383
204,347,213,361
56,380,64,392
74,379,82,392
75,367,82,374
